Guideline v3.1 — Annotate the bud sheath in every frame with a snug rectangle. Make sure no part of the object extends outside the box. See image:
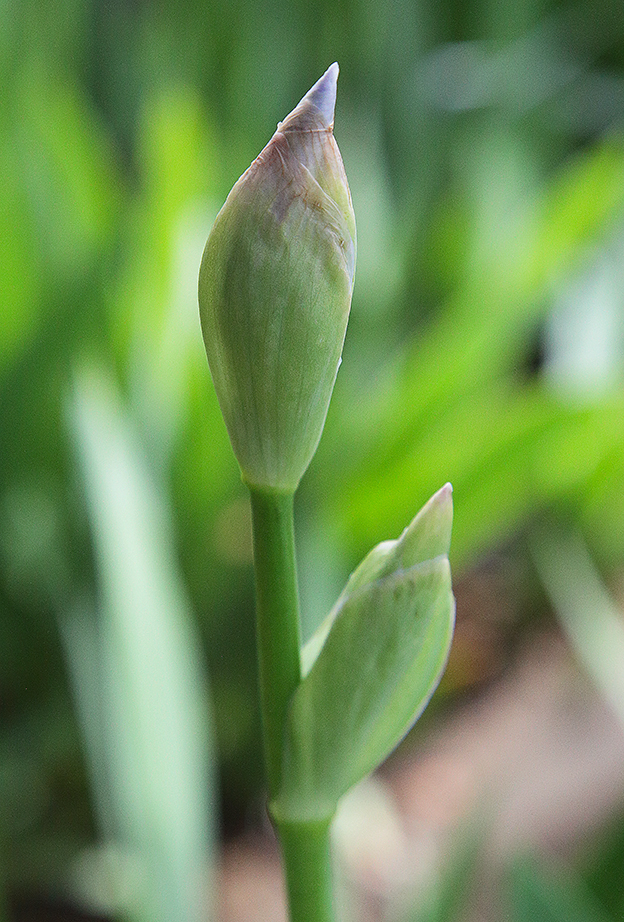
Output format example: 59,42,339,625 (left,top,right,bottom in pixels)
199,64,356,492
